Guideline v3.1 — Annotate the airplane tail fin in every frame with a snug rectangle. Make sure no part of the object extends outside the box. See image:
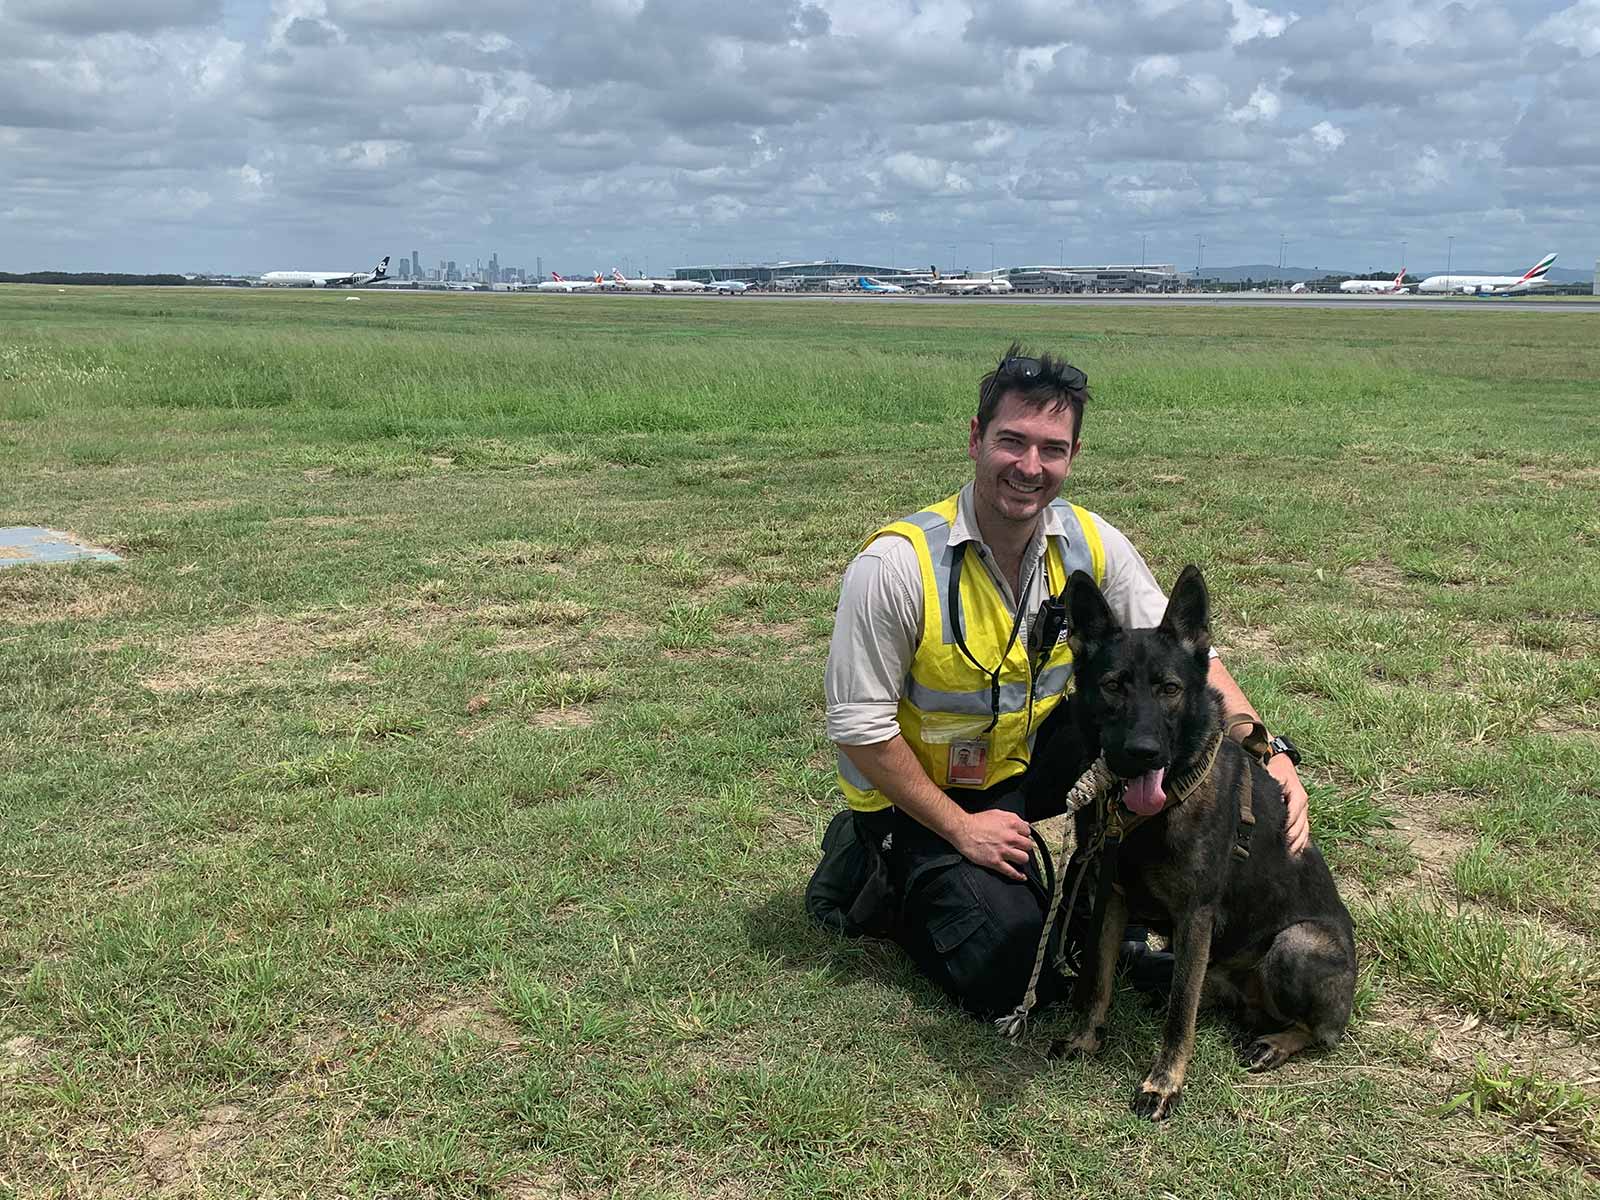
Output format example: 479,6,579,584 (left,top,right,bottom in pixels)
594,273,603,285
613,269,626,282
552,272,564,282
373,255,390,279
858,277,870,289
1520,252,1558,281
